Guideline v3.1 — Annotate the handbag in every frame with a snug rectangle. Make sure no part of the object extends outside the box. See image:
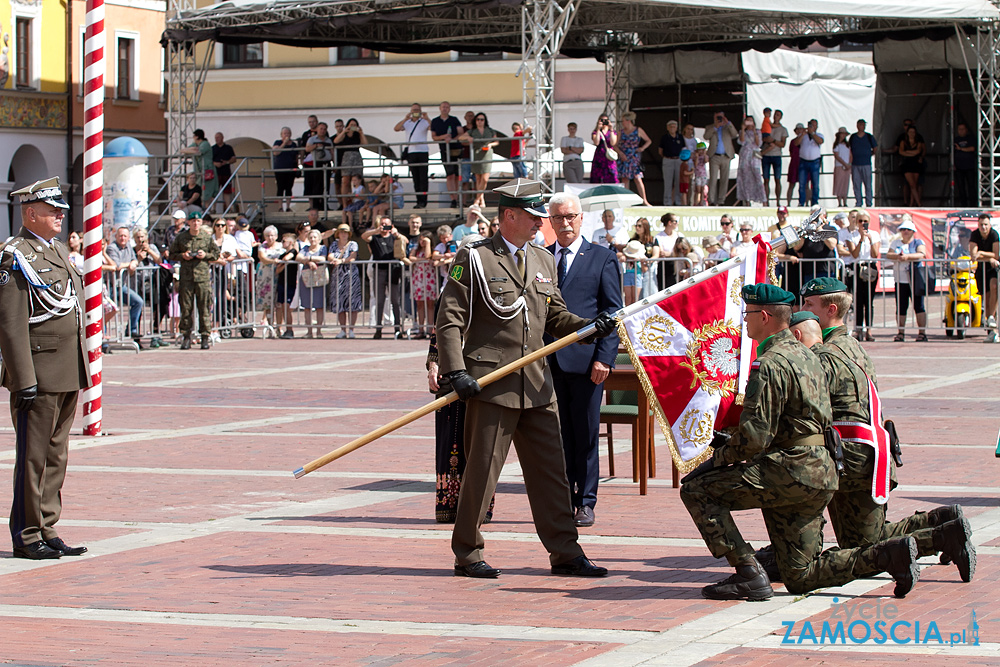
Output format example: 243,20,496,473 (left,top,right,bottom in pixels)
204,168,216,182
401,120,420,162
857,262,878,283
301,265,329,288
599,132,619,161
